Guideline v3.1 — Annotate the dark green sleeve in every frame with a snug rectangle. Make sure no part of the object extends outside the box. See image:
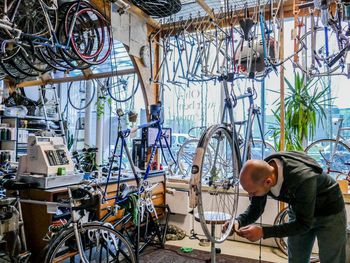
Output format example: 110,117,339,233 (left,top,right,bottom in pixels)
263,178,316,239
236,195,267,228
